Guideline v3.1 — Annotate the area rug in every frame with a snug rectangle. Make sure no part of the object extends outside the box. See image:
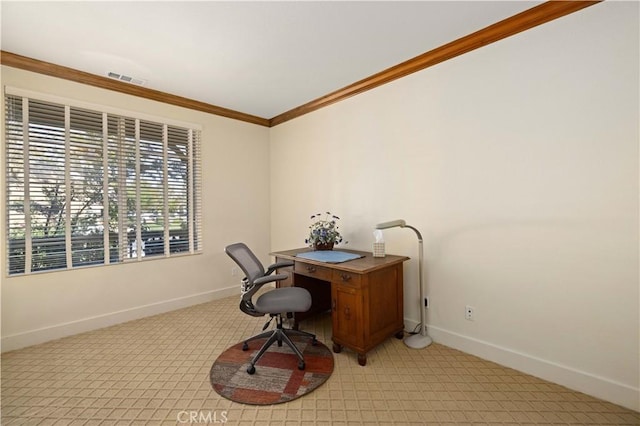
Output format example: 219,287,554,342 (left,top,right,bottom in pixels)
210,335,334,405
